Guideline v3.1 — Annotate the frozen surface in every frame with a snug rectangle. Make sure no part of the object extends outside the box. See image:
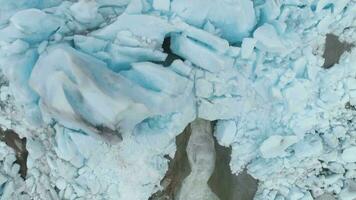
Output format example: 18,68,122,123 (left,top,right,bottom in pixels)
0,0,355,199
177,119,218,200
0,140,27,199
